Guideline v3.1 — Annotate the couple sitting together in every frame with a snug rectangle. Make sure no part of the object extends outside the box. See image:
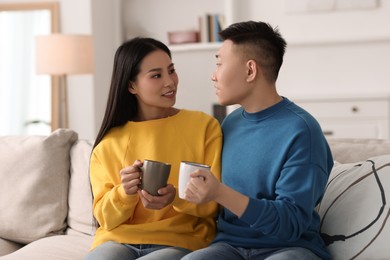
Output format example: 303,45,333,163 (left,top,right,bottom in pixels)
84,20,333,260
